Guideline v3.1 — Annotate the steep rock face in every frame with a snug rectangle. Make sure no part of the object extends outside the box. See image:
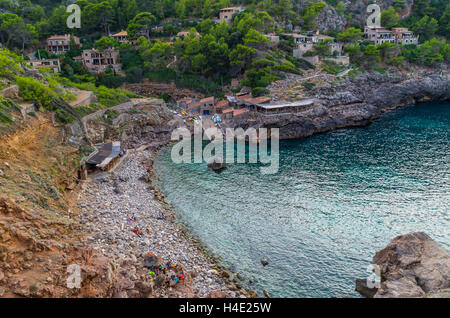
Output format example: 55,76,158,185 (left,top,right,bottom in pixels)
342,0,414,26
315,71,450,109
357,232,450,298
316,3,347,31
246,71,449,140
295,0,415,31
69,98,182,148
